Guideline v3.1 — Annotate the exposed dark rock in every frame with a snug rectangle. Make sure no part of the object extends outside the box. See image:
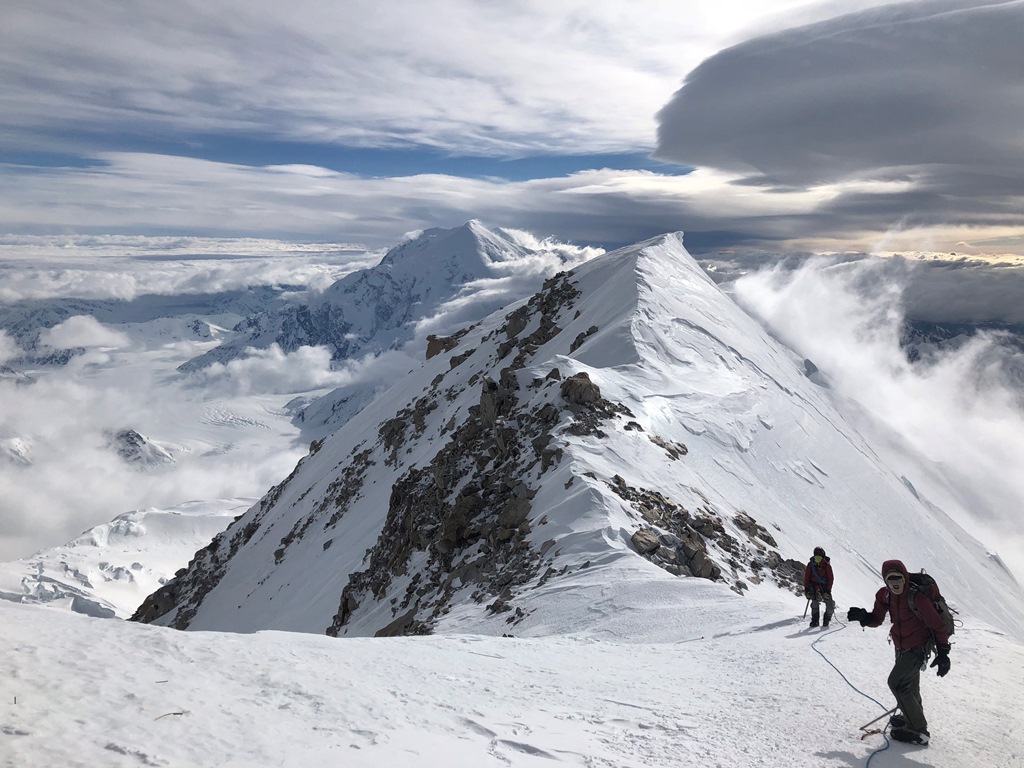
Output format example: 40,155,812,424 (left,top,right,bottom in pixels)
631,529,661,554
649,434,688,460
426,327,472,359
569,325,599,353
560,372,600,405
